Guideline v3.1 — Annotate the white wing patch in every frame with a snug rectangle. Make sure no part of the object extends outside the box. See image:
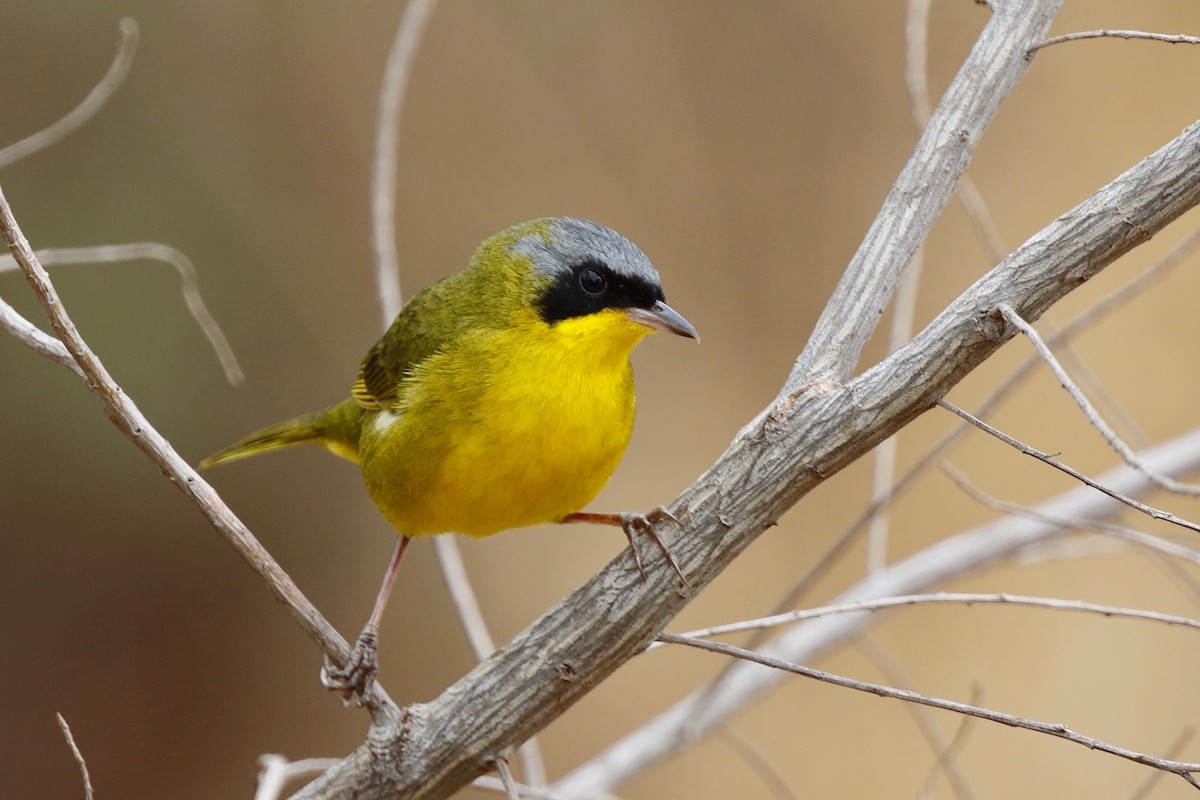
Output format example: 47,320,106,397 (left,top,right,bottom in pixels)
372,409,402,436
